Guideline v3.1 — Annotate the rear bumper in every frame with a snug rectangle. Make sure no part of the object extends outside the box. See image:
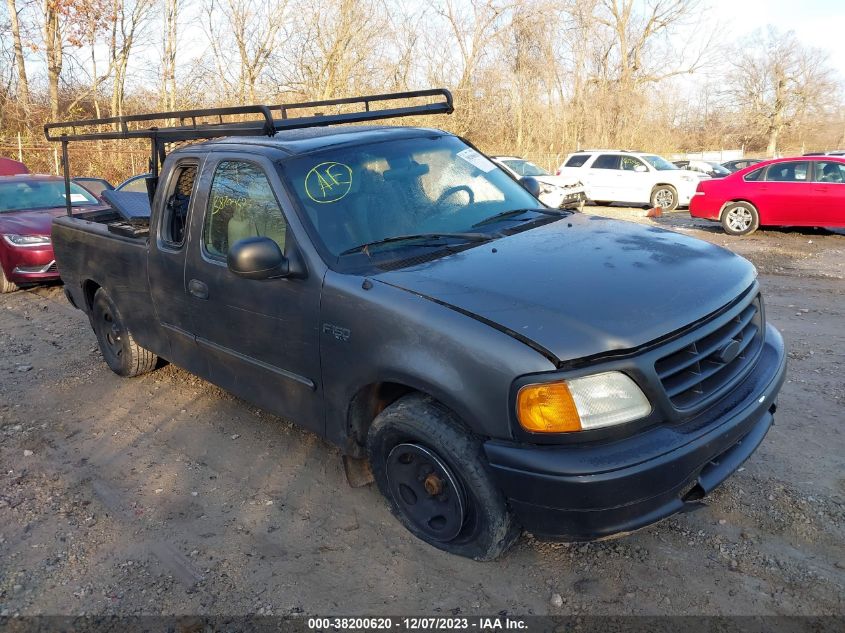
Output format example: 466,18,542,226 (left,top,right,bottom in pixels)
484,325,786,540
689,193,722,220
